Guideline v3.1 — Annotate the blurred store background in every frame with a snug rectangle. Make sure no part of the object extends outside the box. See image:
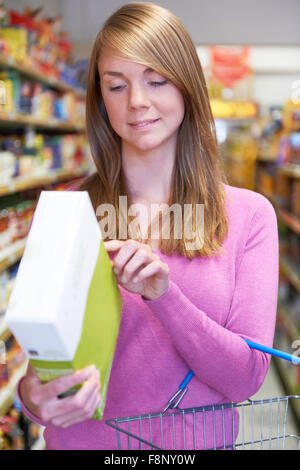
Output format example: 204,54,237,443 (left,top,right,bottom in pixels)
0,0,300,450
